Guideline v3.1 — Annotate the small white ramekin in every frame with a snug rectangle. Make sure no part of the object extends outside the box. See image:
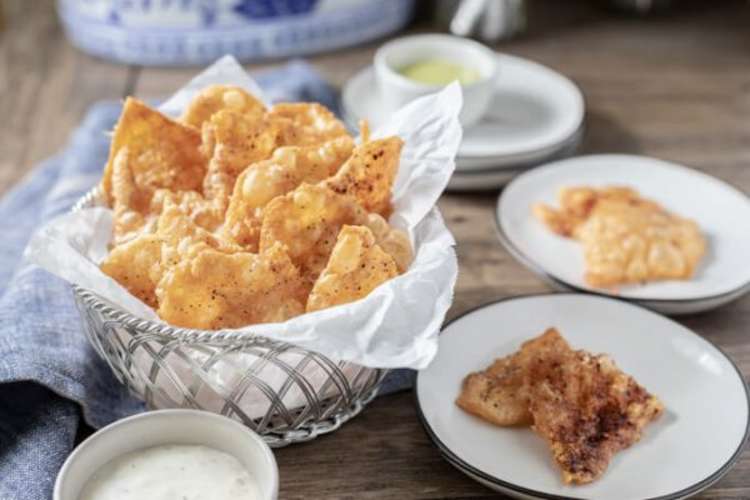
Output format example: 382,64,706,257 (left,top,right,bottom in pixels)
54,410,278,500
374,33,498,127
